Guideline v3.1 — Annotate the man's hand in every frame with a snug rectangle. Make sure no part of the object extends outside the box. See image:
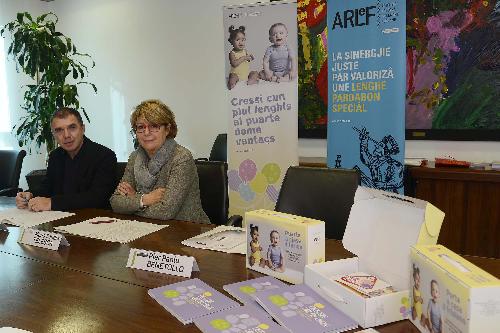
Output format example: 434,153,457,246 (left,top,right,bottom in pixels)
117,182,136,196
28,197,52,212
15,192,33,209
142,188,166,206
